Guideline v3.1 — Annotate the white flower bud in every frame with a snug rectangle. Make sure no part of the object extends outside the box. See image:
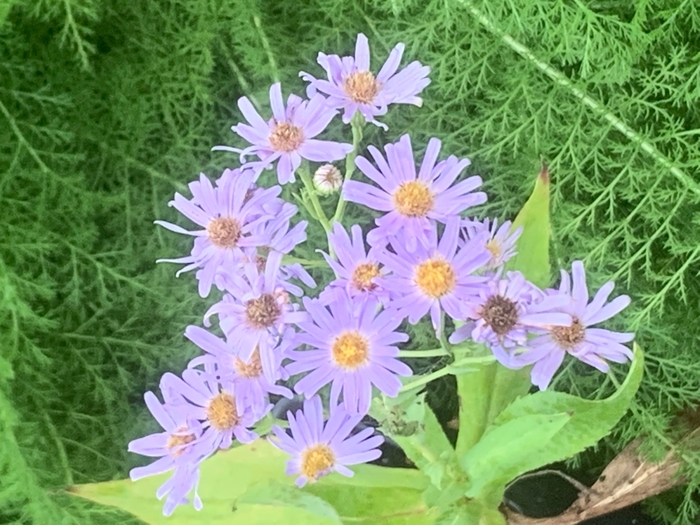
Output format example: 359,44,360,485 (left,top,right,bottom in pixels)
313,164,343,194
